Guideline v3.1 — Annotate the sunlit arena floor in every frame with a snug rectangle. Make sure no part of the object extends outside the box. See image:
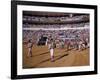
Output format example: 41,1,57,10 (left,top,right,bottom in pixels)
23,45,90,69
